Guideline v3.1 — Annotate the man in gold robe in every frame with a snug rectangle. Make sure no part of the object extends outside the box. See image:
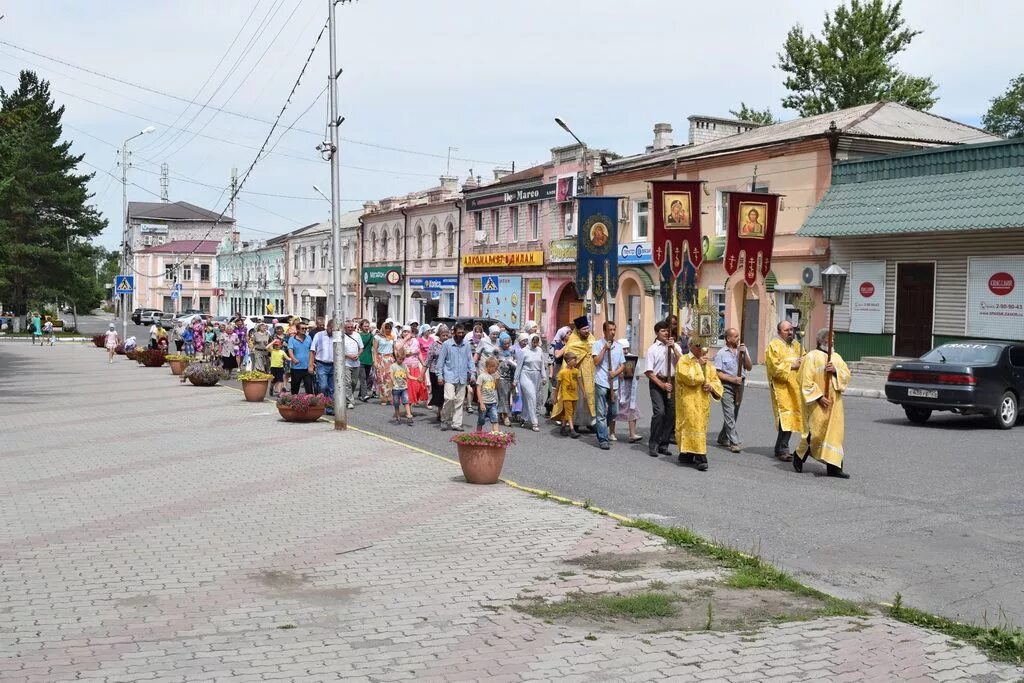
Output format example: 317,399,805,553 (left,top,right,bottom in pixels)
765,320,804,462
551,316,596,434
794,328,851,478
675,335,724,472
